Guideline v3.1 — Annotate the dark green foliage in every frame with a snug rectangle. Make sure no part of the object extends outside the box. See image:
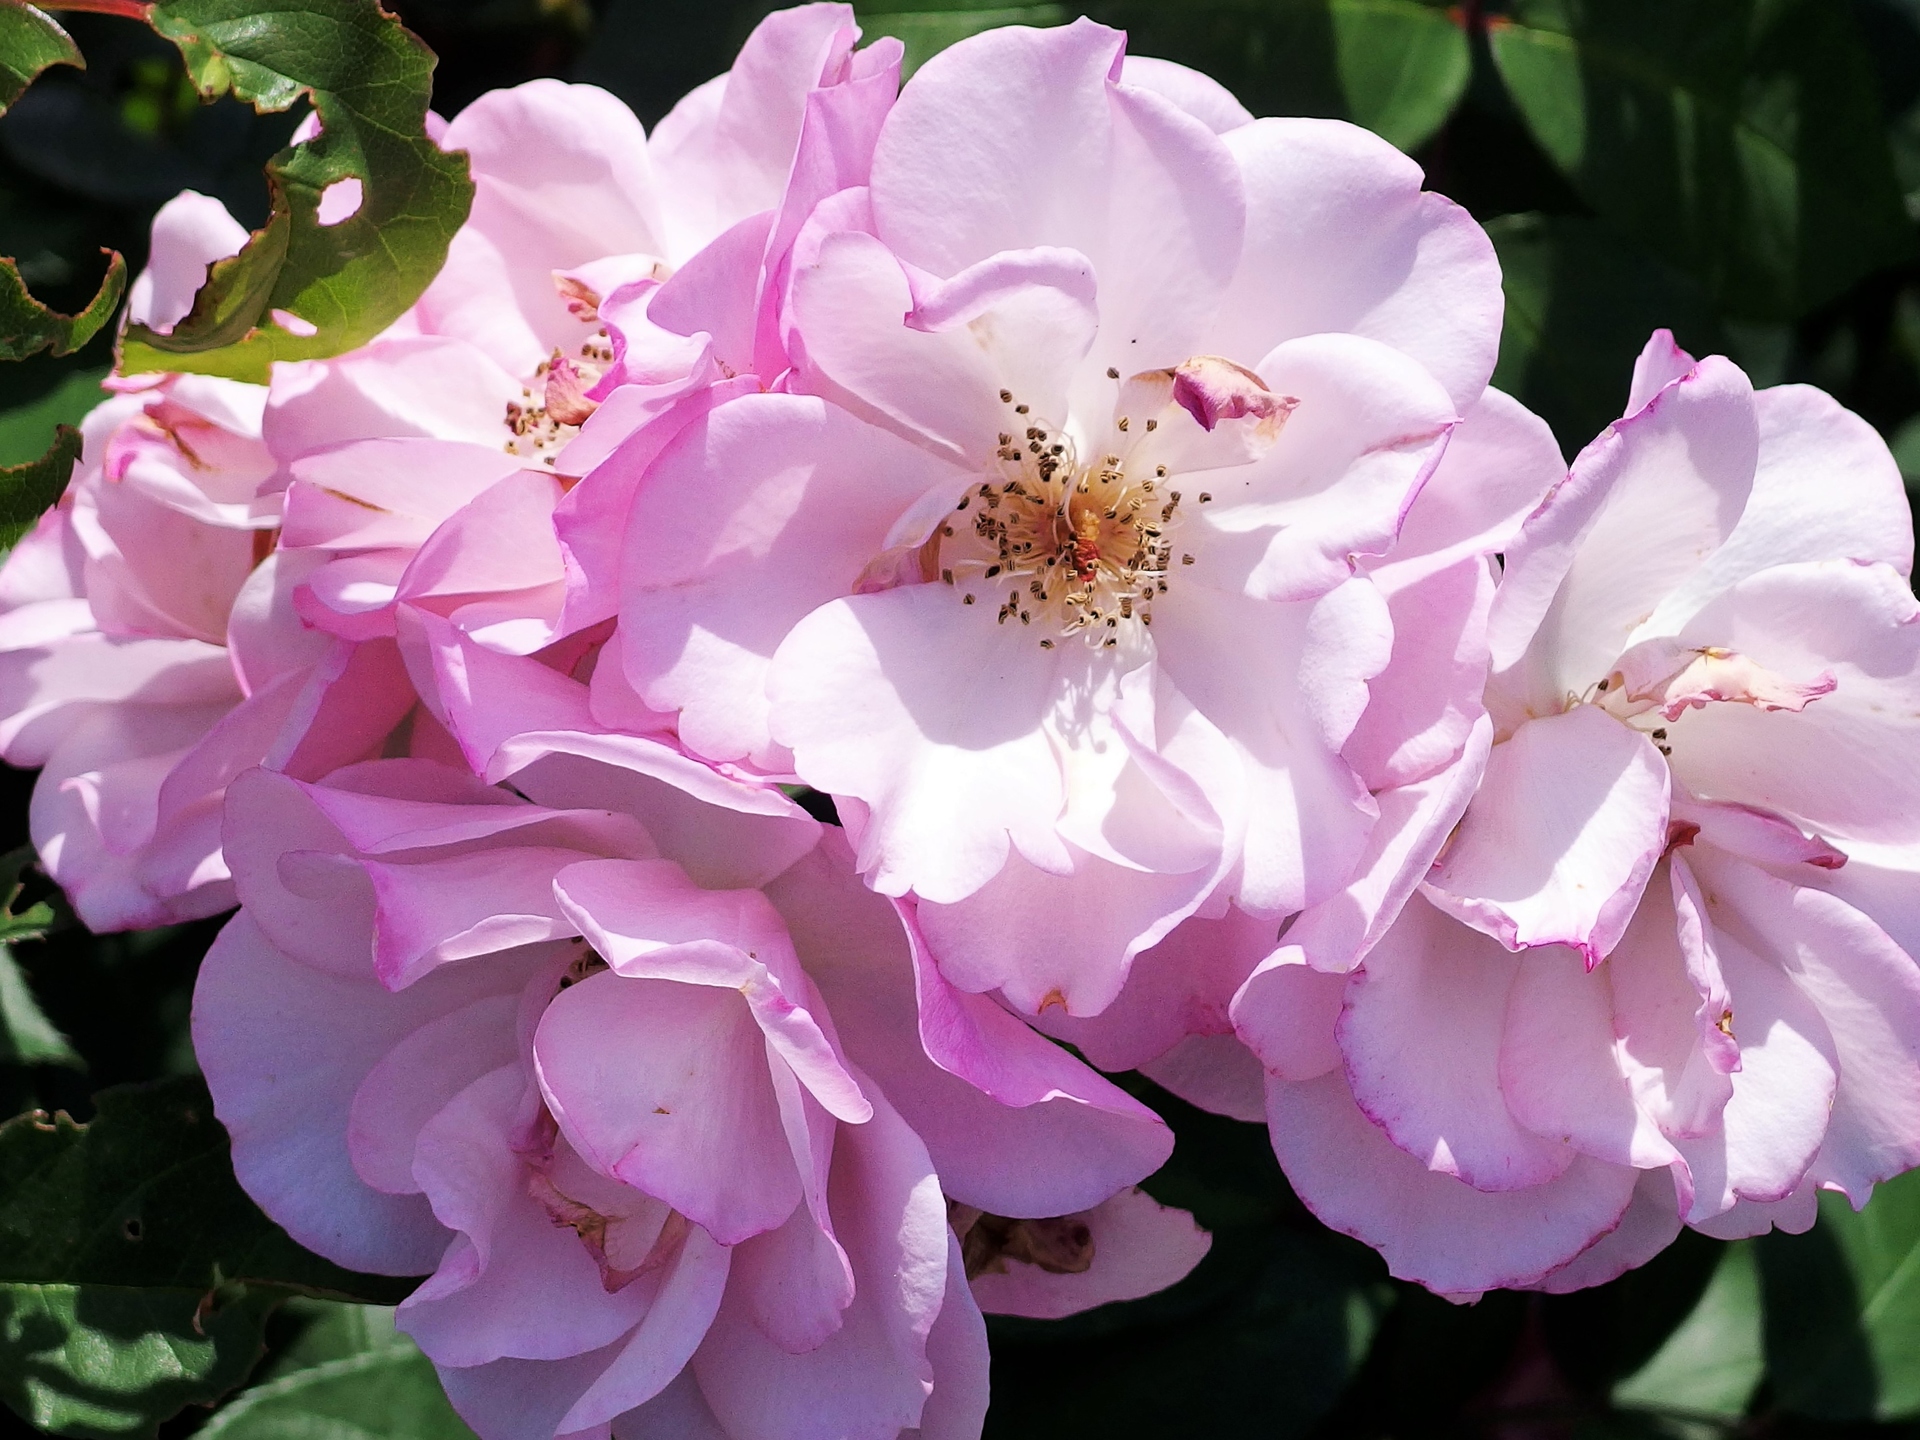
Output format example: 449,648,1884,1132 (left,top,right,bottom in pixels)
0,2,79,116
0,253,124,362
